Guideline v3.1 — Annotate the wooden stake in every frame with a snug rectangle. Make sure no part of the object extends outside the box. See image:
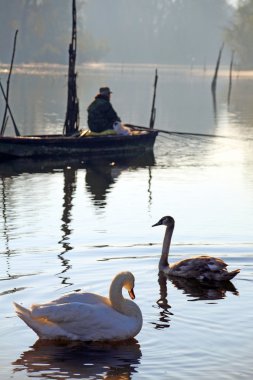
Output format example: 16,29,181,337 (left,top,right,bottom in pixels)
0,80,20,136
227,51,234,105
63,0,79,136
0,30,18,136
149,68,158,130
211,42,224,95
